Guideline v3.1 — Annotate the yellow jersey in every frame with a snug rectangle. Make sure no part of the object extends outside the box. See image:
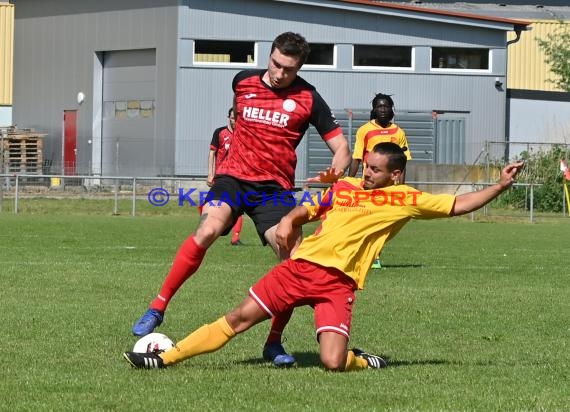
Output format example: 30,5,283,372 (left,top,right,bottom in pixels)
292,177,455,289
353,121,412,162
